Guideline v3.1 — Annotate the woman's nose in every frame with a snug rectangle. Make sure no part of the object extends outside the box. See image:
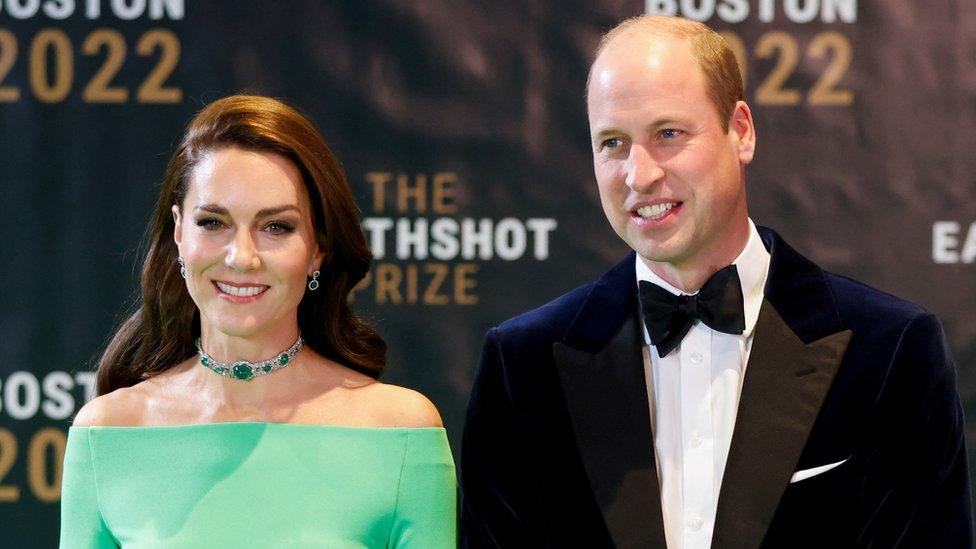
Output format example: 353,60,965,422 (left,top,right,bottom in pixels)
225,229,261,272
